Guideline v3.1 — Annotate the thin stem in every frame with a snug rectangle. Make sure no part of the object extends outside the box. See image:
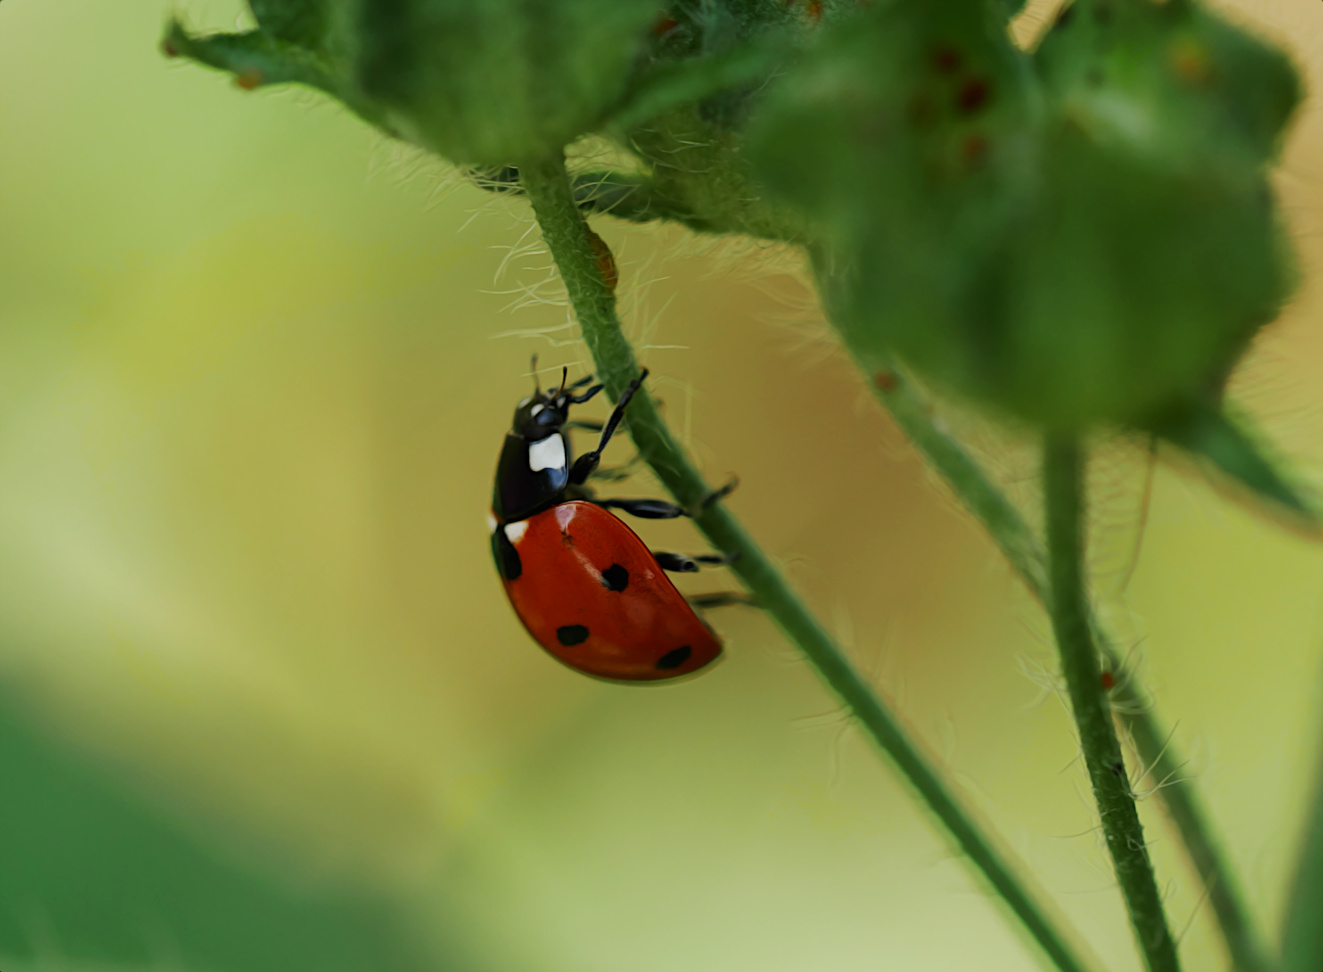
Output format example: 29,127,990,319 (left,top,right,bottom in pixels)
872,364,1268,972
518,151,1097,972
1278,680,1323,972
1043,437,1181,972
